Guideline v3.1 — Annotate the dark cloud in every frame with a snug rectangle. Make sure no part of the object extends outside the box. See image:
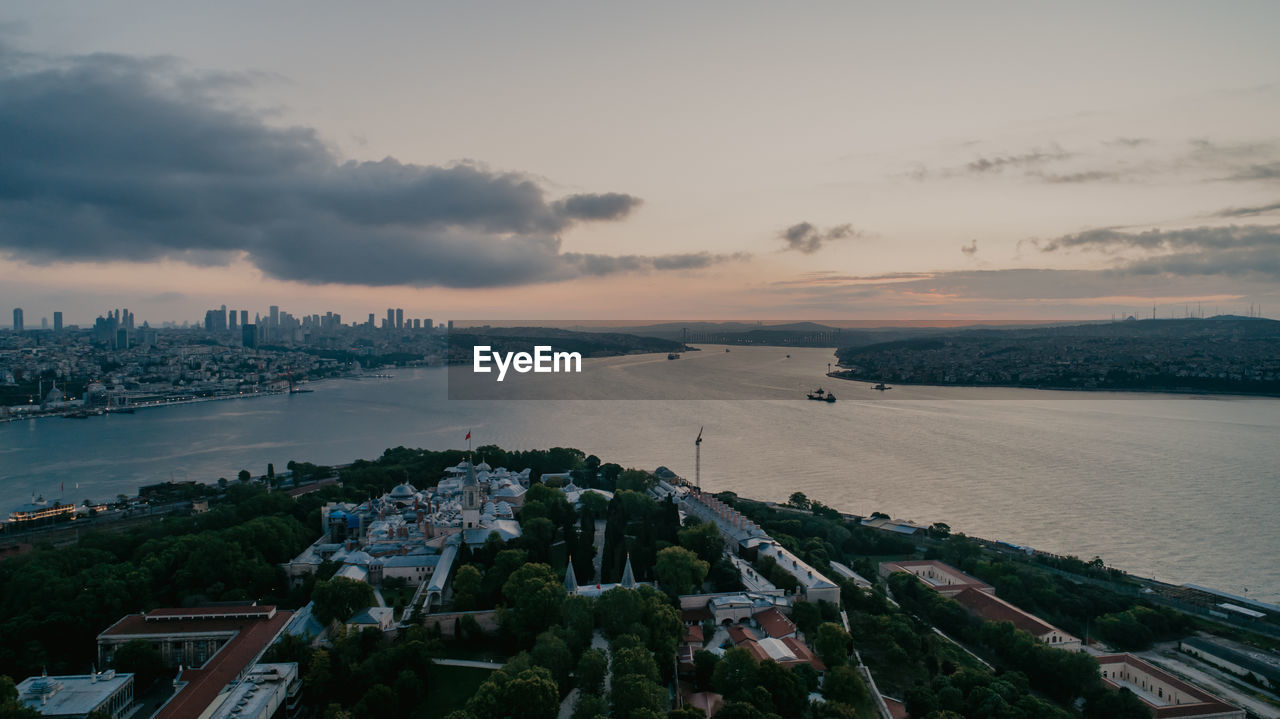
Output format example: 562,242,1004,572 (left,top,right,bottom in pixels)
0,49,725,288
960,240,978,257
1105,137,1150,148
1038,225,1280,280
1212,200,1280,218
1033,170,1122,184
1227,162,1280,182
779,222,858,254
962,147,1072,175
552,192,642,221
